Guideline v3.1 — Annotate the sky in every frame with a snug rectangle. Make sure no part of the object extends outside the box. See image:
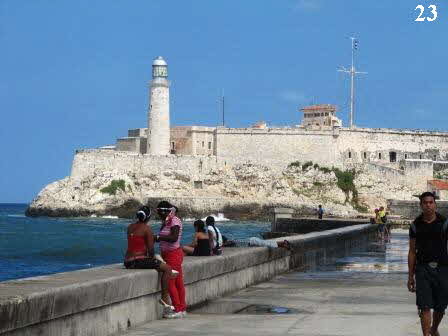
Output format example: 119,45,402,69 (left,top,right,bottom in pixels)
0,0,447,203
